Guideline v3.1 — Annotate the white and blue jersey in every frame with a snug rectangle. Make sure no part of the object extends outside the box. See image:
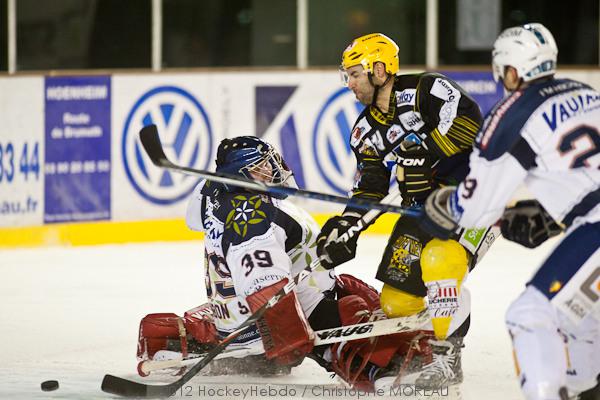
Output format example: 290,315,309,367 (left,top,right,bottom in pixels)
451,78,600,230
449,77,600,324
185,180,335,352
